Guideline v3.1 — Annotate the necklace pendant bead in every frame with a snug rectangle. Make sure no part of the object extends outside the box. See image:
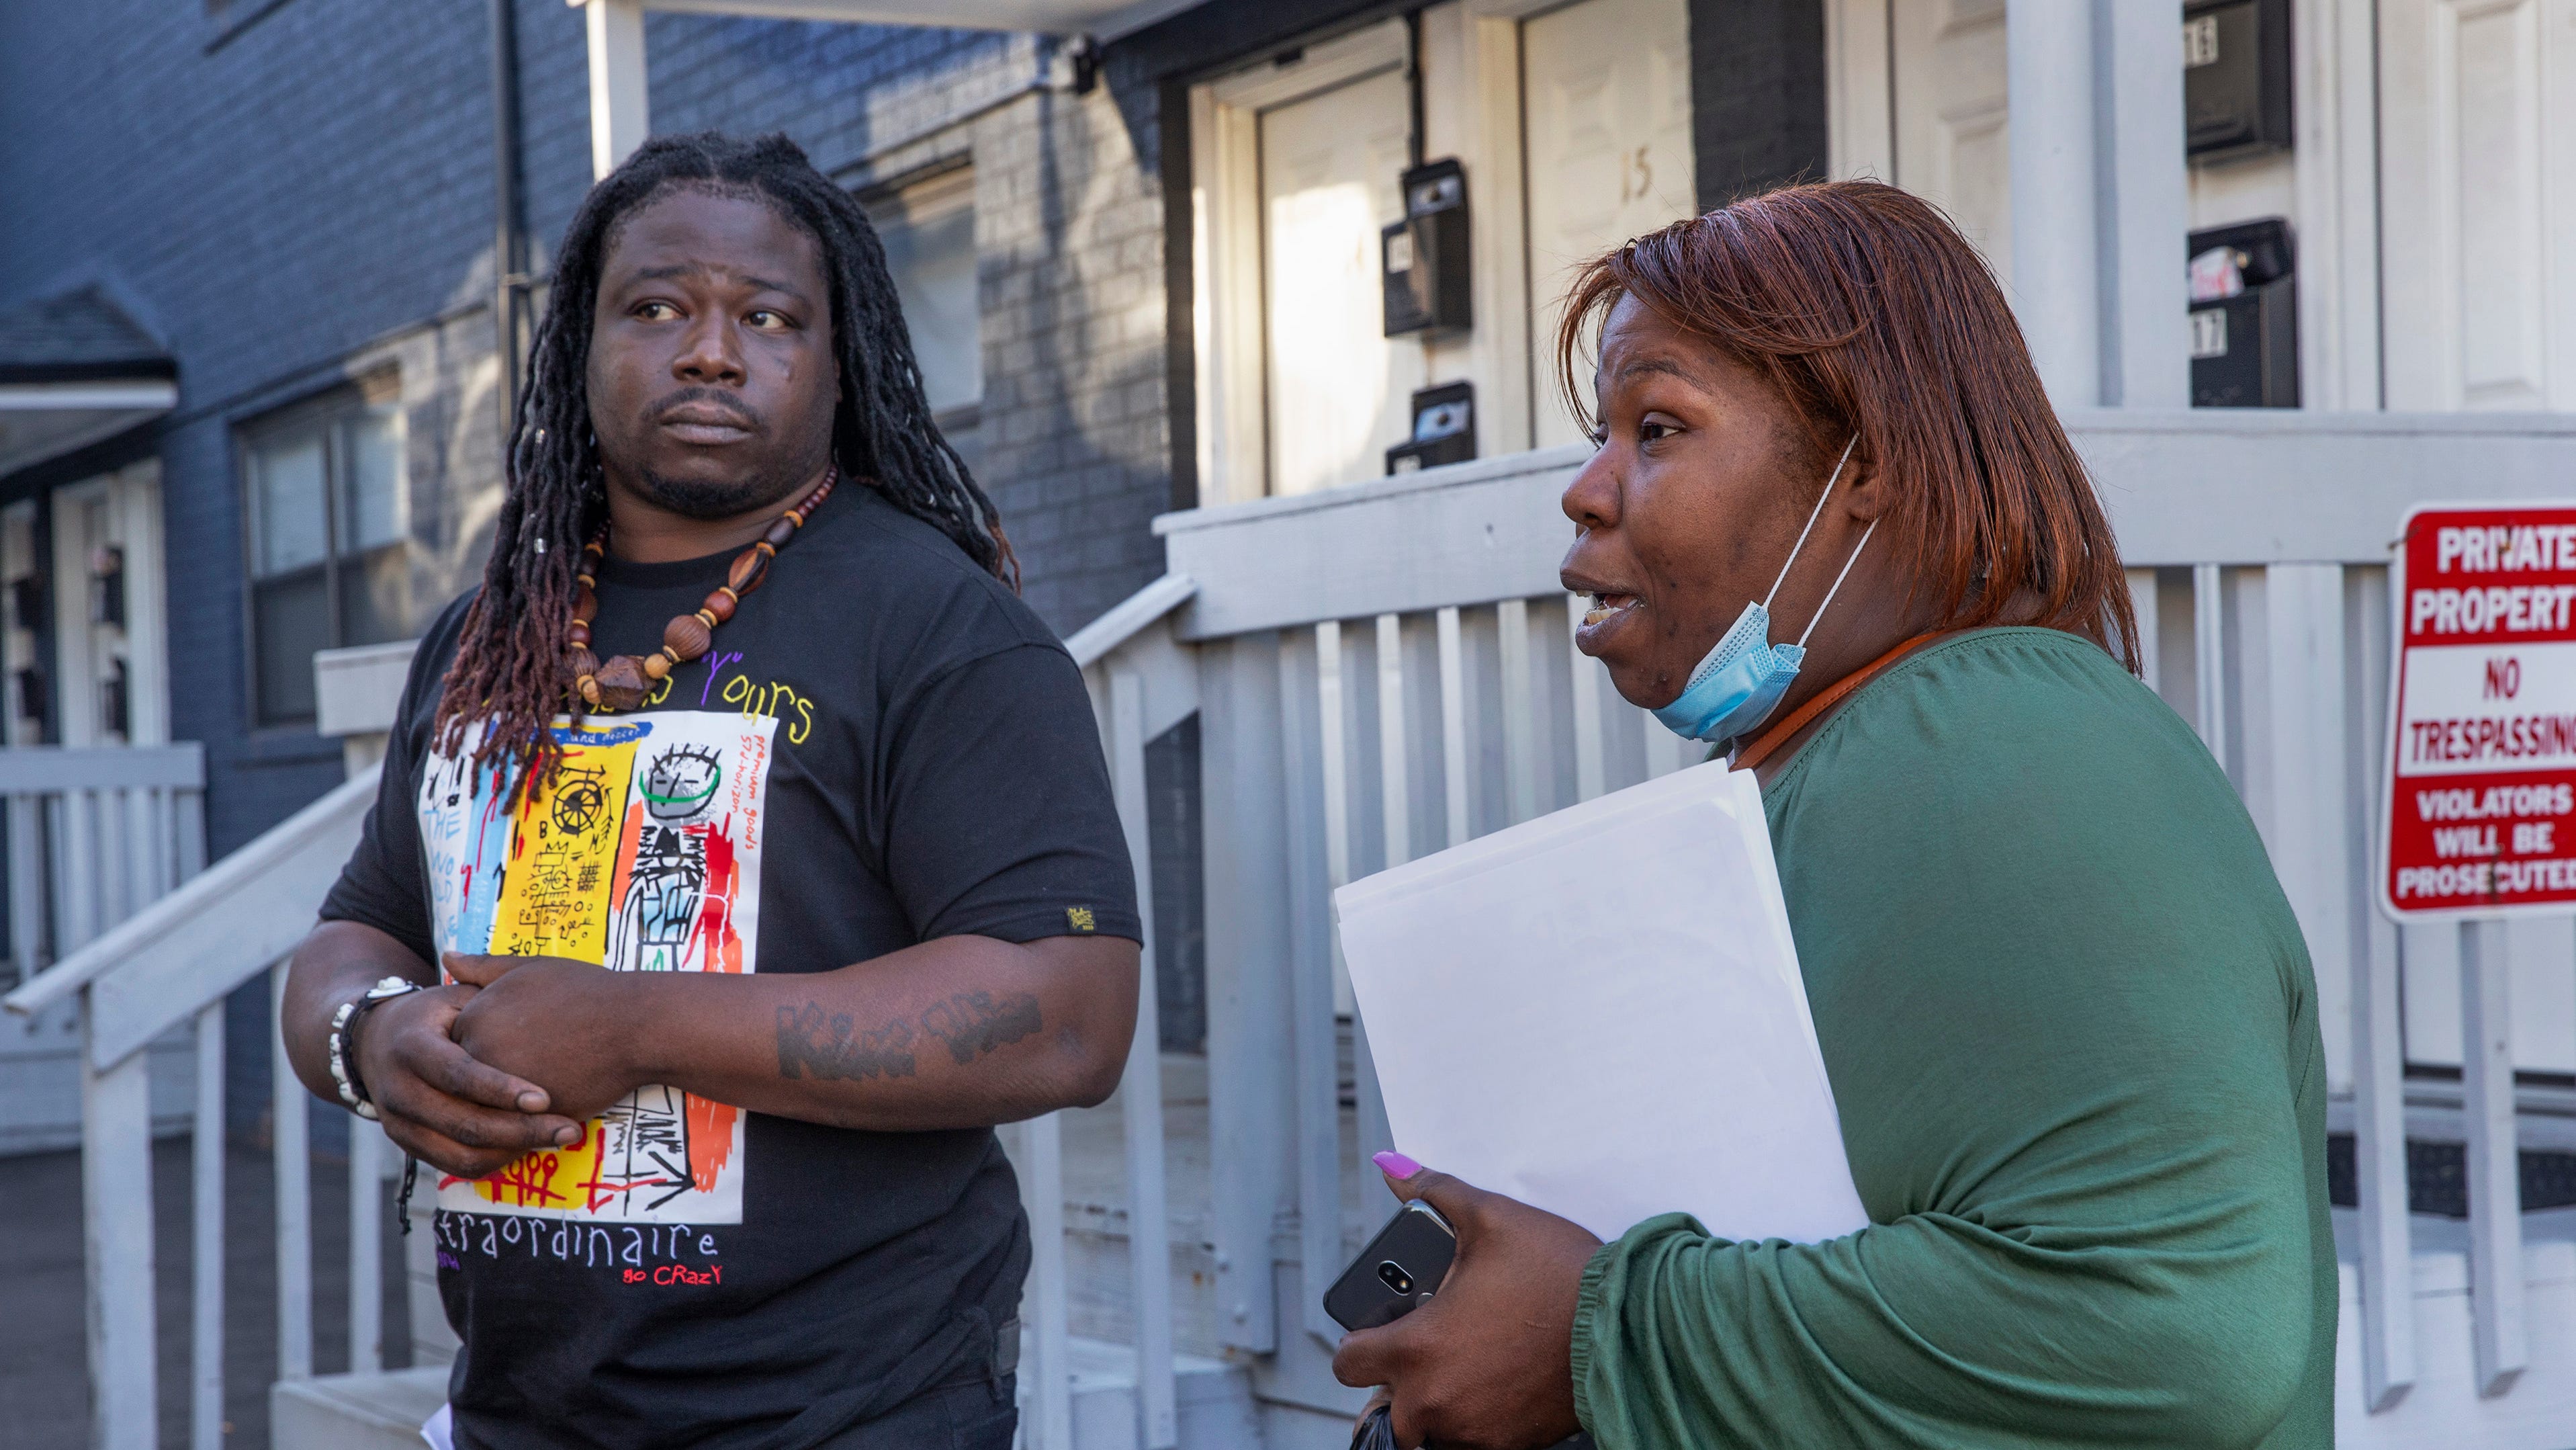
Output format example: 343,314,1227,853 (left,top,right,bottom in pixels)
592,655,650,711
575,587,598,624
701,588,738,624
569,647,600,680
726,550,770,595
762,516,797,549
642,653,670,682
